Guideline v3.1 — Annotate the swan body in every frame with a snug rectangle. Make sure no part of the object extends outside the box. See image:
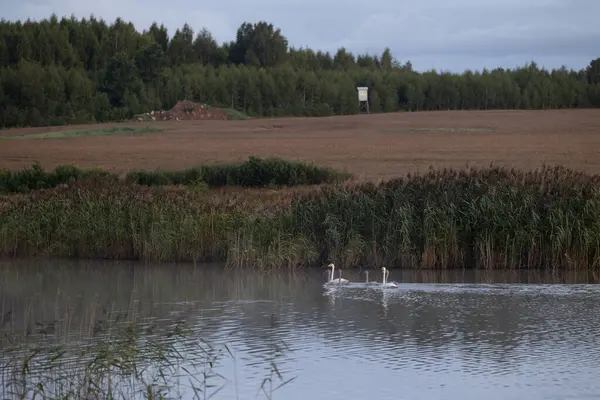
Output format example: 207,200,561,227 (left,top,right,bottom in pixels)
325,263,349,285
380,267,398,289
